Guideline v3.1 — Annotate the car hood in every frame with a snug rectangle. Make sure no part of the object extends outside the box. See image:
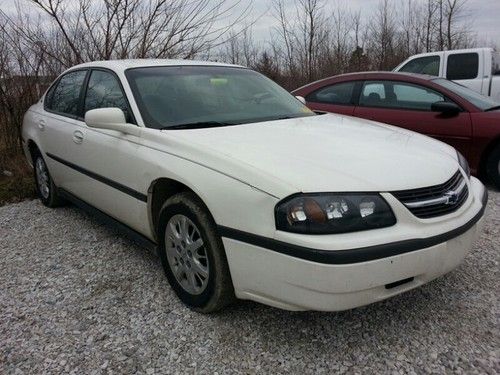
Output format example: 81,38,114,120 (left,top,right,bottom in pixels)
156,114,459,198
